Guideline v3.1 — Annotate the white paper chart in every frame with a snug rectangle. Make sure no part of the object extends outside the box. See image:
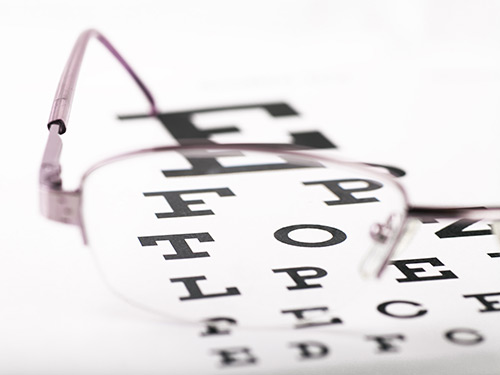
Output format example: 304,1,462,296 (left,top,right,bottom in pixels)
2,2,500,374
100,103,500,374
